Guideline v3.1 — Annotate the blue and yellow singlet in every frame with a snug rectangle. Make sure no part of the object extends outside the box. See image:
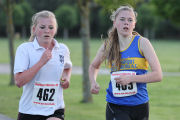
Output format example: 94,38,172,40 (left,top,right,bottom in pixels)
106,35,149,106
